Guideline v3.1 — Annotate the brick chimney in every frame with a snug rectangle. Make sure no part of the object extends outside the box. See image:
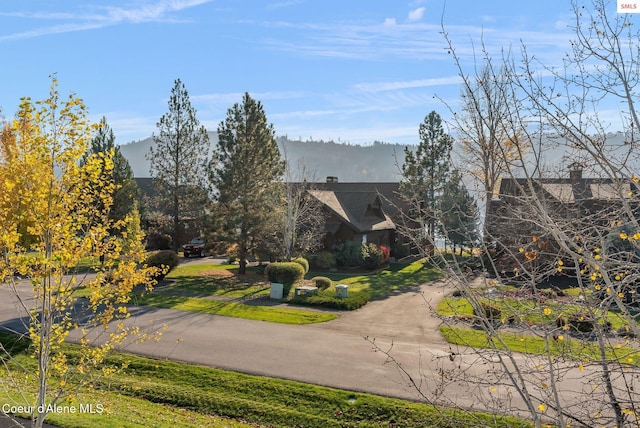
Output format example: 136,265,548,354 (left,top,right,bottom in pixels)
568,162,590,199
569,162,583,182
